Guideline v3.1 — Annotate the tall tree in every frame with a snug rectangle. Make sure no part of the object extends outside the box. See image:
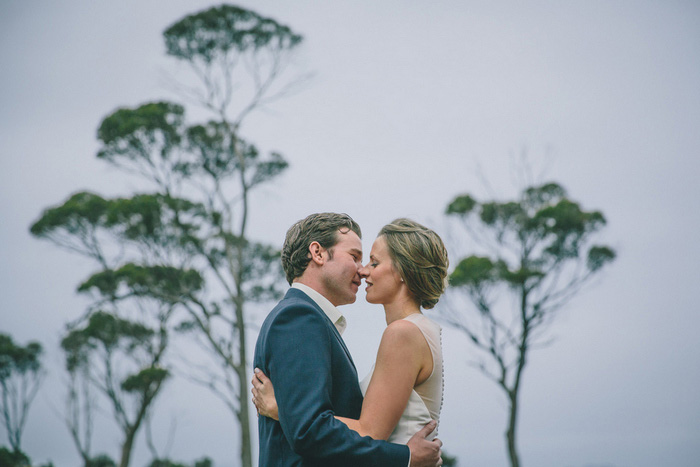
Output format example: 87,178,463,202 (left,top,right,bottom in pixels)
0,333,45,455
443,182,616,467
31,191,206,467
31,5,303,466
153,8,303,465
61,311,171,467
